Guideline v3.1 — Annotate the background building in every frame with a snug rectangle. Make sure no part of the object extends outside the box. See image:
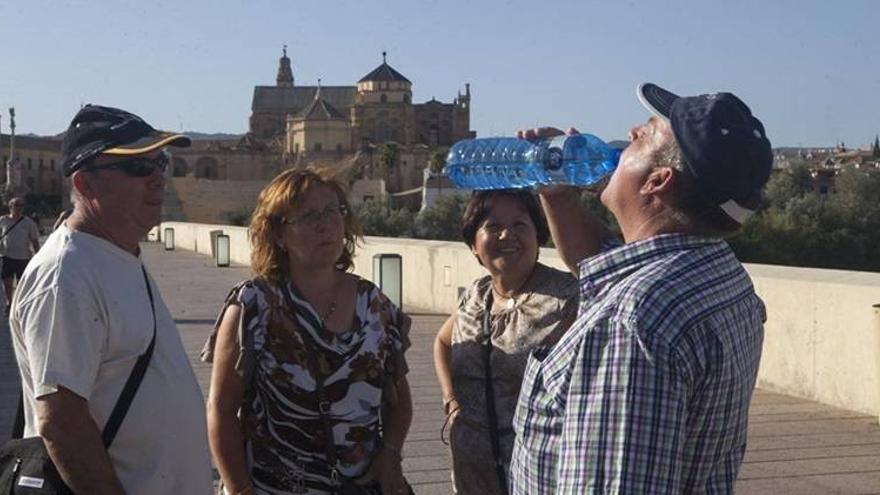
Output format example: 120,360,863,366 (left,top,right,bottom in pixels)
251,49,473,153
1,48,476,224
